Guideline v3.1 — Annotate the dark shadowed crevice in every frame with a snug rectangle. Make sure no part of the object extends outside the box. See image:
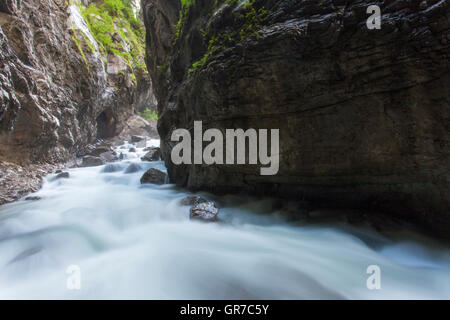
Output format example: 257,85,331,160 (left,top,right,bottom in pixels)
96,108,116,139
0,0,19,15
